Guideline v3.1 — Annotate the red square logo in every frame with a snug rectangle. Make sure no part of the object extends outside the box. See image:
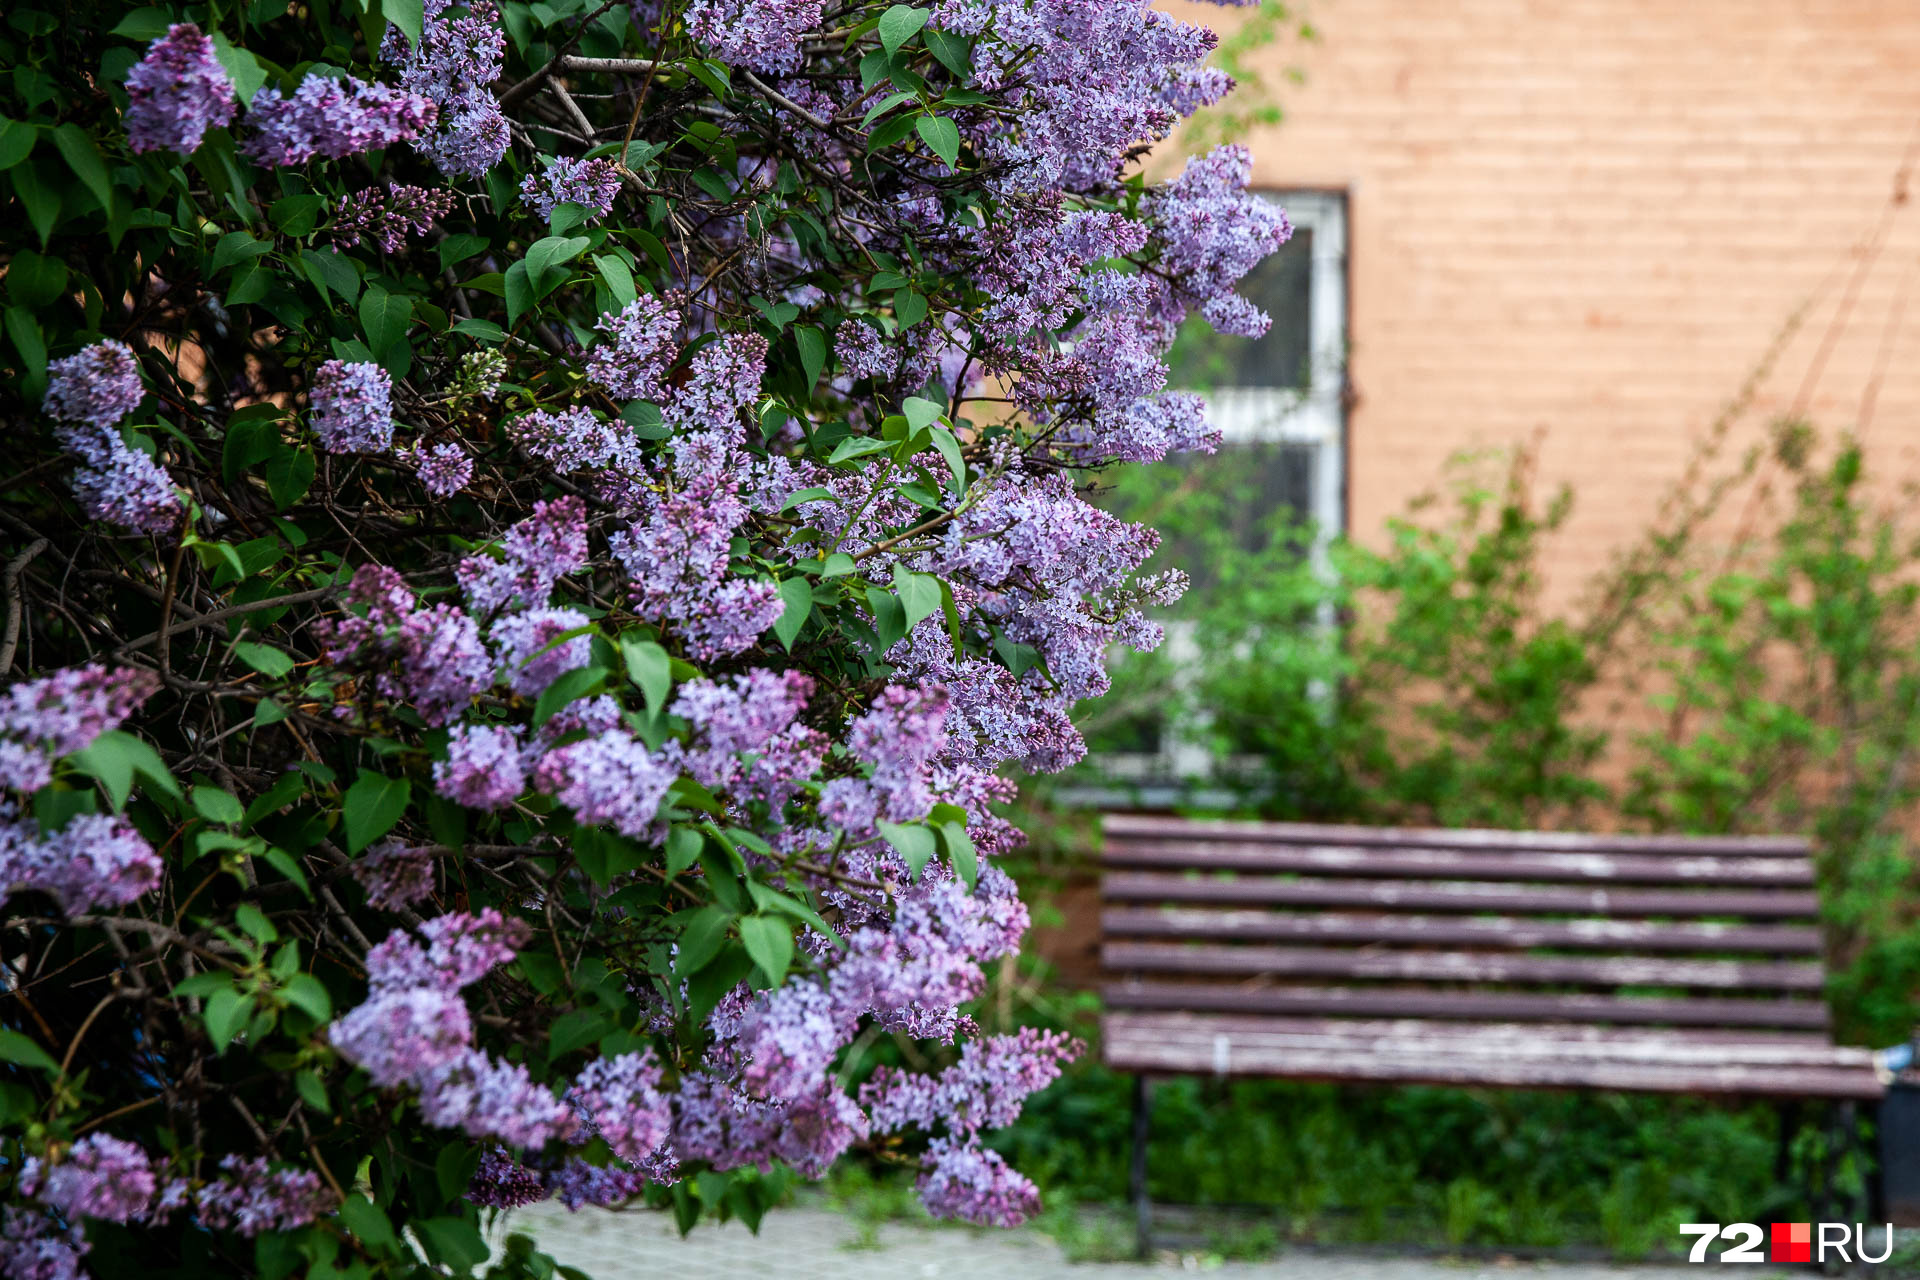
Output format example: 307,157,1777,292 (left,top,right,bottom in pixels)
1771,1222,1811,1263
